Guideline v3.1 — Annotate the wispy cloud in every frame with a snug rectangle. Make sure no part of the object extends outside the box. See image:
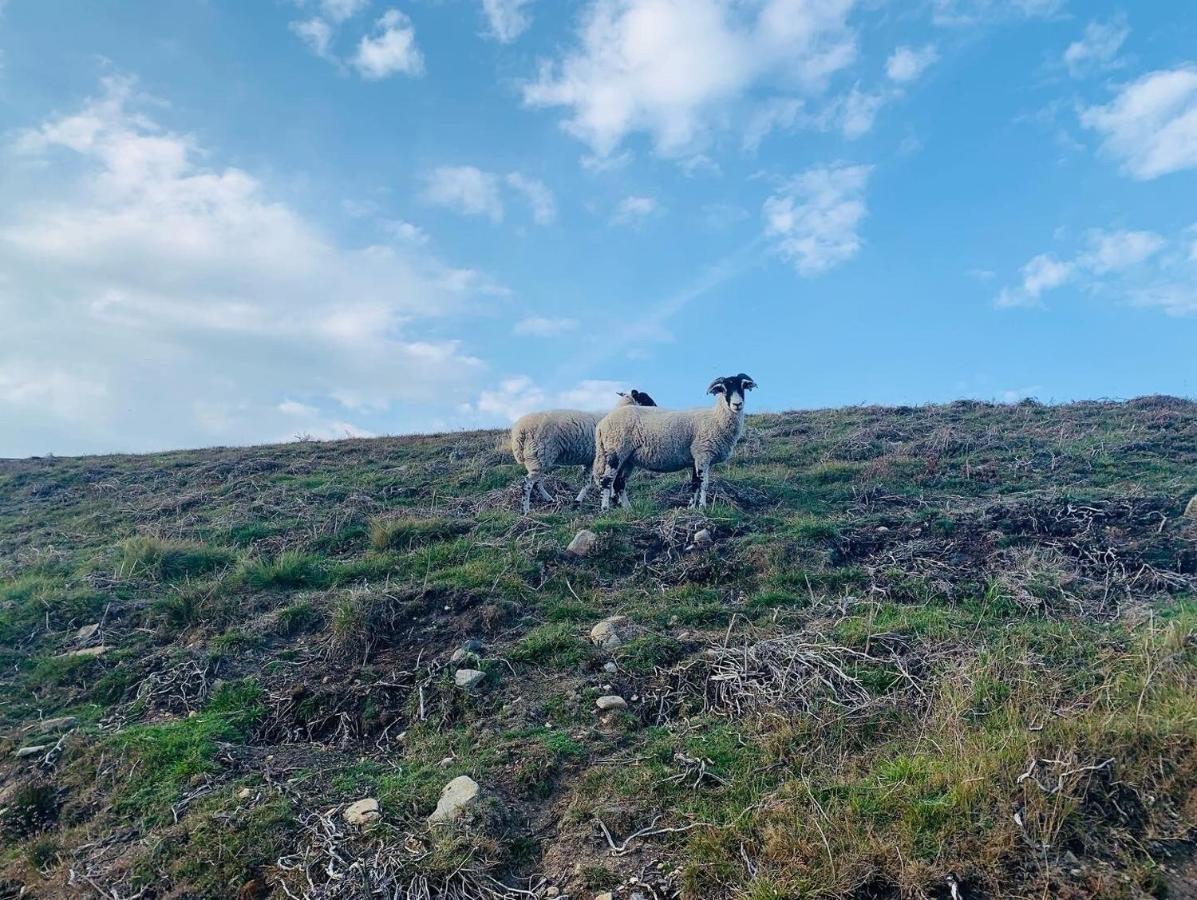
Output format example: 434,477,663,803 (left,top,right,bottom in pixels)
1063,17,1129,78
352,8,425,79
523,0,858,159
763,163,872,276
1080,66,1197,179
480,0,535,43
423,166,557,225
994,227,1197,314
611,195,660,226
886,45,939,83
0,76,490,454
505,172,557,225
513,316,577,337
